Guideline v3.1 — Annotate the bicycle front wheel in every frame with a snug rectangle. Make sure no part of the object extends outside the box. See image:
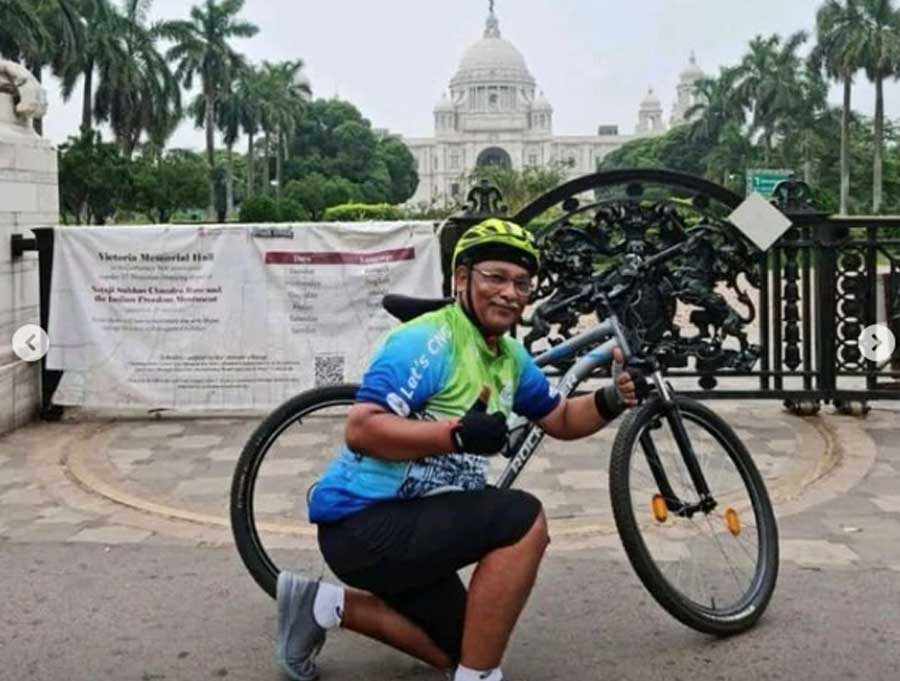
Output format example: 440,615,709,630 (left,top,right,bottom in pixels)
609,396,779,635
230,384,359,599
